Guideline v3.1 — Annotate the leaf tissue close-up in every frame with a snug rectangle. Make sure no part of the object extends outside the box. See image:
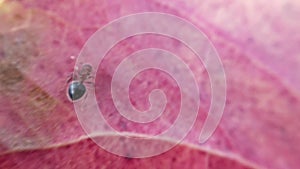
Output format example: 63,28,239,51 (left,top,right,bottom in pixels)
0,0,299,169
